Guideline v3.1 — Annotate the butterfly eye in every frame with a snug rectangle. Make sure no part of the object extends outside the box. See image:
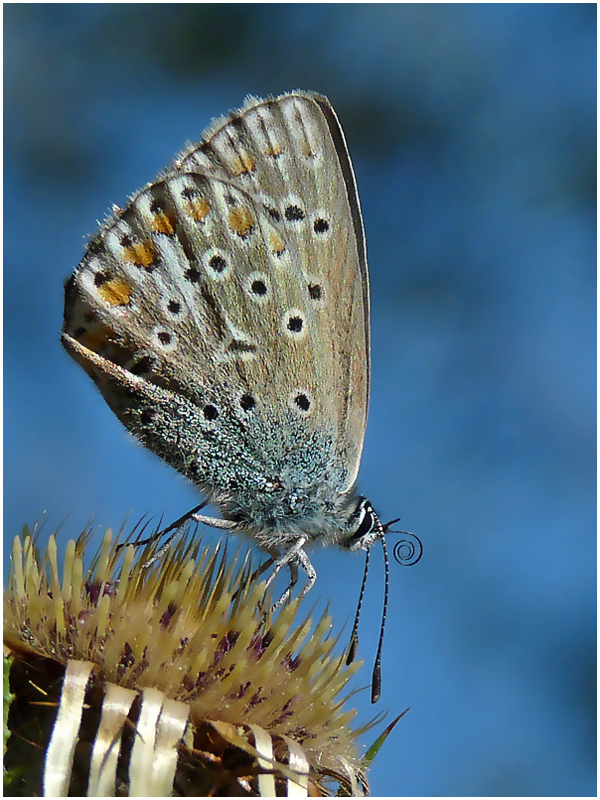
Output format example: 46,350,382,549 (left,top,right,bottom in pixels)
345,500,376,548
